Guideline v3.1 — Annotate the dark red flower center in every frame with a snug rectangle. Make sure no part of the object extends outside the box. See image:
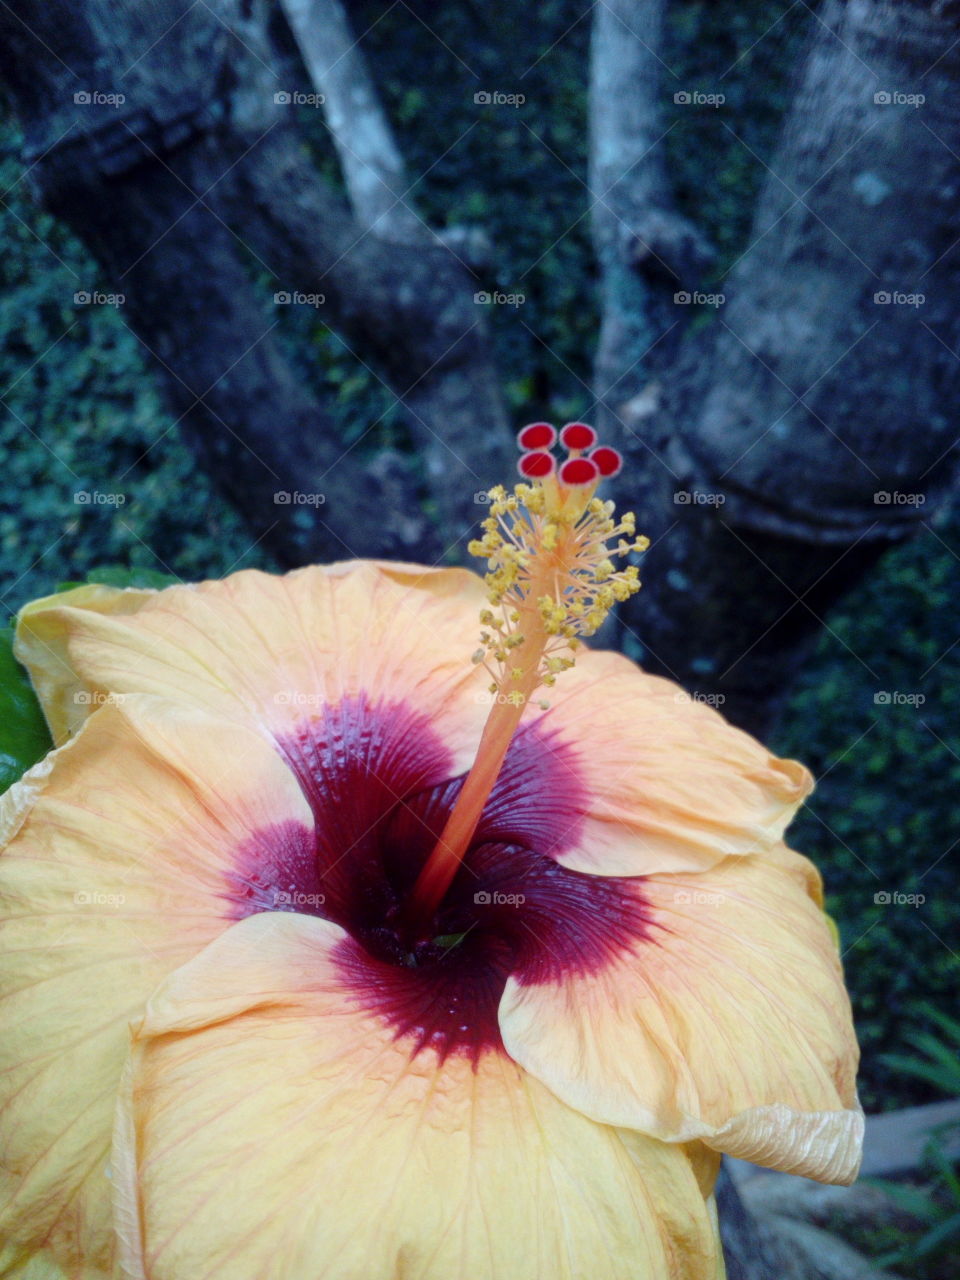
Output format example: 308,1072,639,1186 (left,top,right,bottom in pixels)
228,696,650,1062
